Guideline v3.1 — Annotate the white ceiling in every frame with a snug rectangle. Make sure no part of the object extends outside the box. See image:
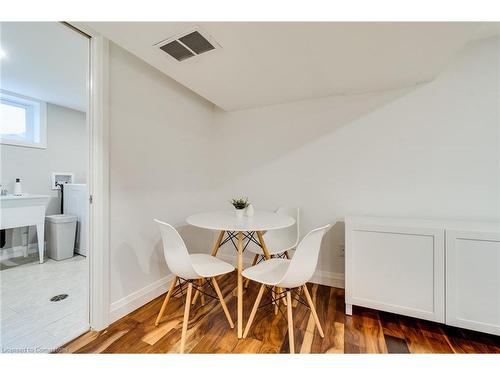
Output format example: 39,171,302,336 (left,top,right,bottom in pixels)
0,22,89,112
85,22,497,111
